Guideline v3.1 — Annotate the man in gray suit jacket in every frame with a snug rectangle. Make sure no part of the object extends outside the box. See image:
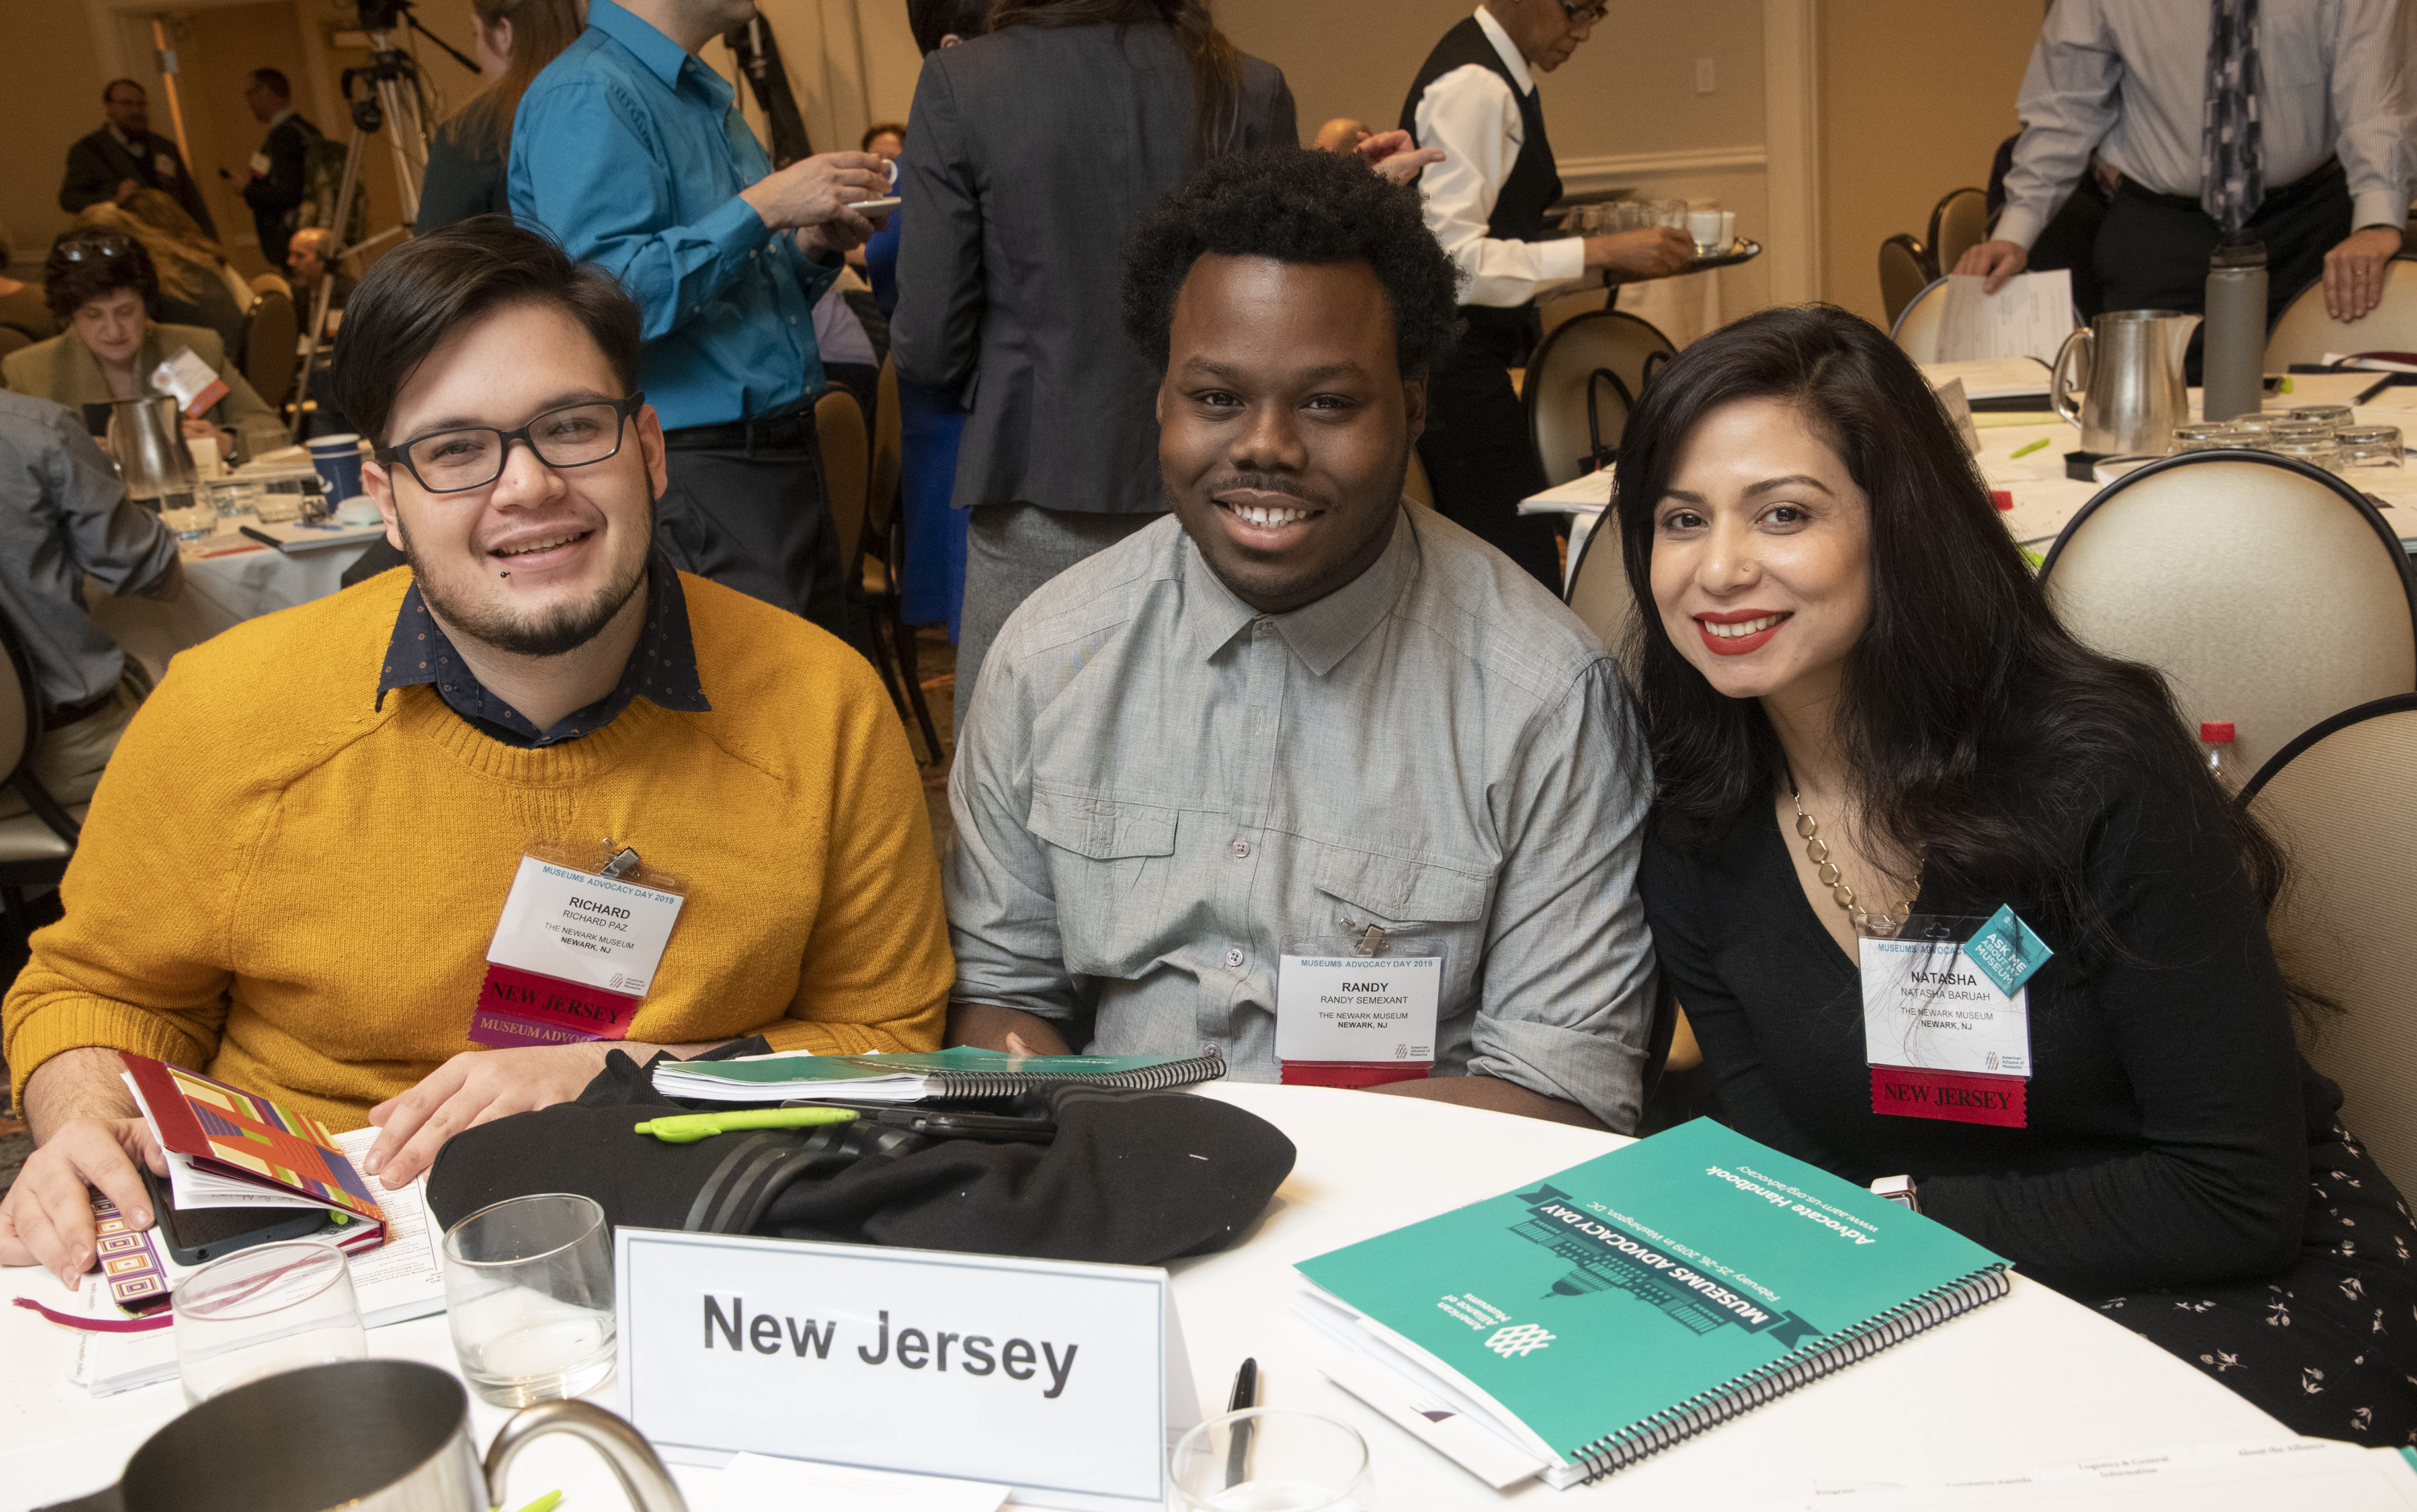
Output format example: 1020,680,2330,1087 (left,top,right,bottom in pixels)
890,3,1296,733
